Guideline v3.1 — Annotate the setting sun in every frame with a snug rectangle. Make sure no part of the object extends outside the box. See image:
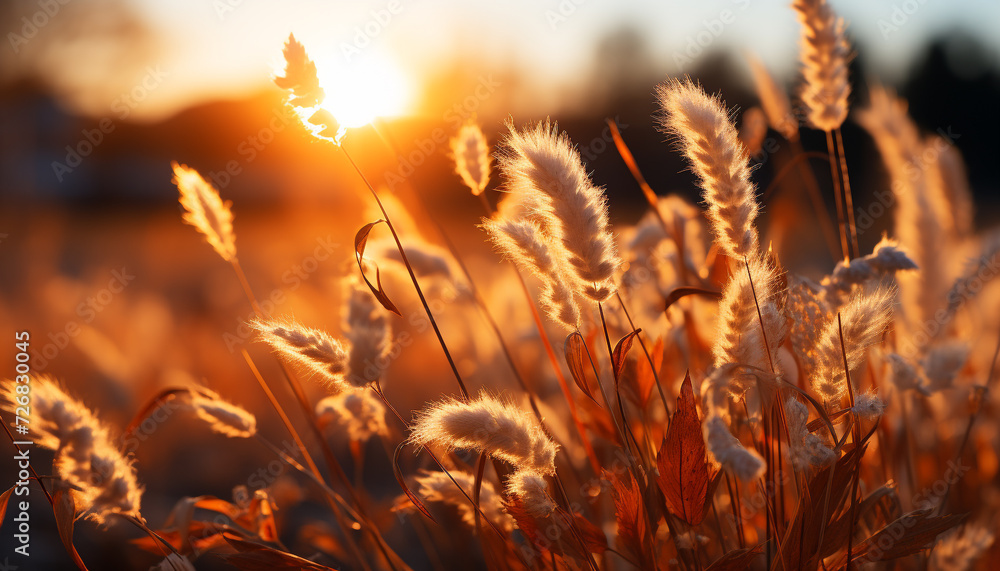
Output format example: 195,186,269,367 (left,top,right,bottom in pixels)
314,55,412,129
